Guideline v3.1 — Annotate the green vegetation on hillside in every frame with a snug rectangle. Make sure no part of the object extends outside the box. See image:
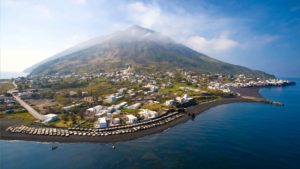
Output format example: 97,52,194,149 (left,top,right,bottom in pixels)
29,26,273,78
